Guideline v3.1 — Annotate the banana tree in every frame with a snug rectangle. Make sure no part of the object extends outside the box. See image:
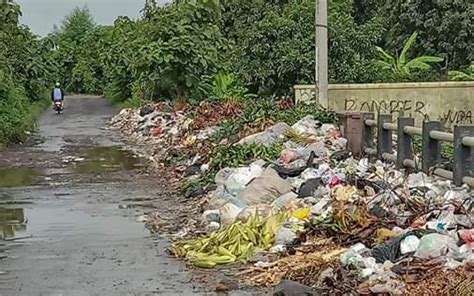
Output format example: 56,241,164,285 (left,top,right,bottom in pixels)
374,32,443,80
449,62,474,81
